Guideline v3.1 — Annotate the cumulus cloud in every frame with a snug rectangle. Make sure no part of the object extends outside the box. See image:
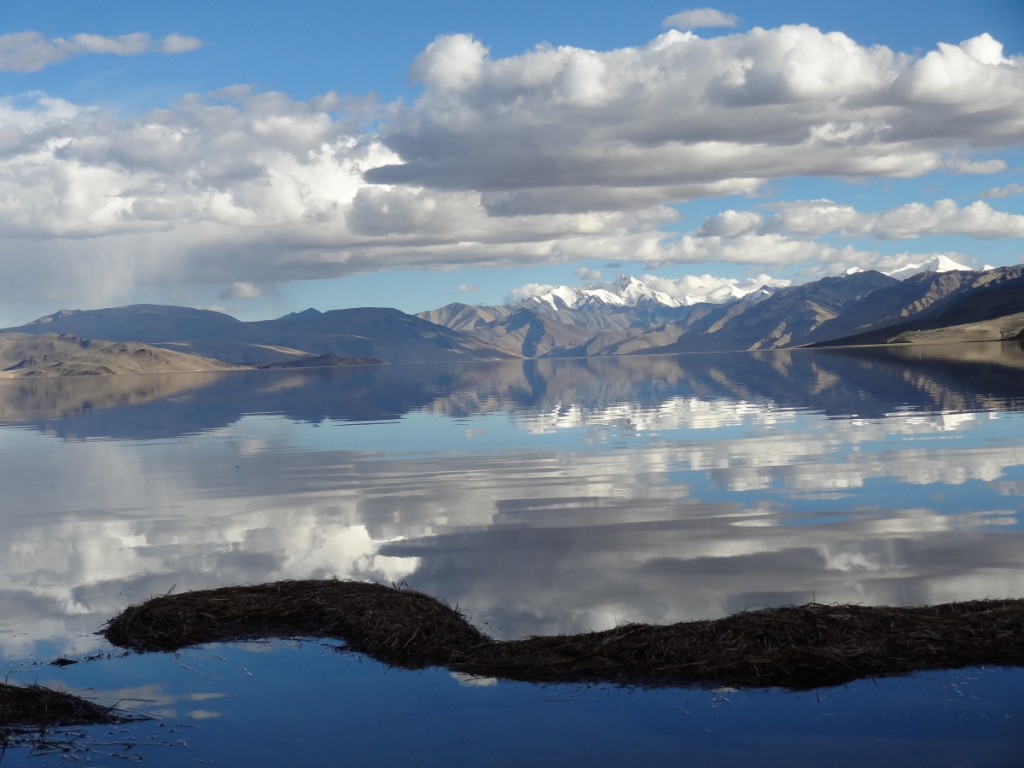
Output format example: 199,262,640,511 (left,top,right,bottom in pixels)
0,31,202,73
159,33,203,55
749,198,1024,240
0,89,689,303
662,8,740,30
369,29,1024,207
944,157,1007,174
573,267,604,280
0,25,1022,304
219,282,262,300
505,283,556,303
458,283,479,293
980,183,1024,198
642,228,990,278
